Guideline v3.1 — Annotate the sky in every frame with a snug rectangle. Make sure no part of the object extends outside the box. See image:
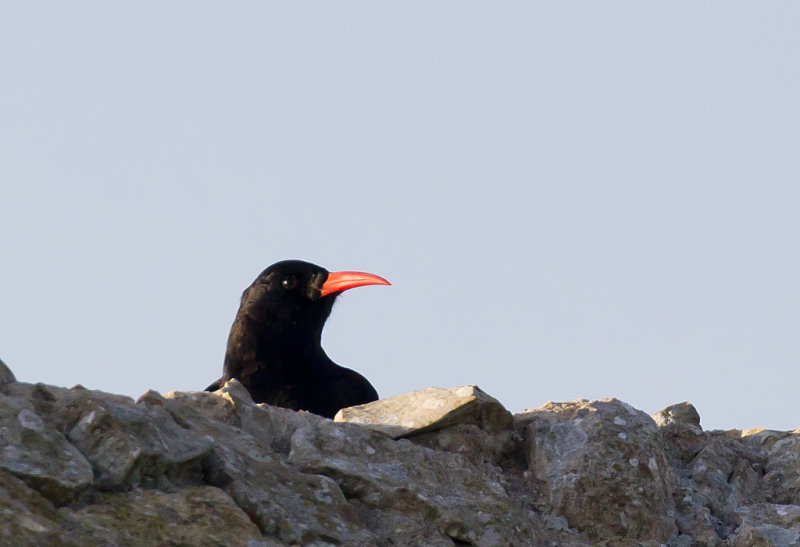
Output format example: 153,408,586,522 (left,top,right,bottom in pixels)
1,3,798,431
